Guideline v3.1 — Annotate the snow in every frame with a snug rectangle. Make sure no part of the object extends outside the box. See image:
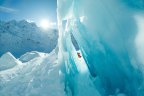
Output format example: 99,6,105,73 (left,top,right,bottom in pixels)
0,51,65,96
0,0,144,96
0,52,20,71
19,51,46,63
0,20,58,57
